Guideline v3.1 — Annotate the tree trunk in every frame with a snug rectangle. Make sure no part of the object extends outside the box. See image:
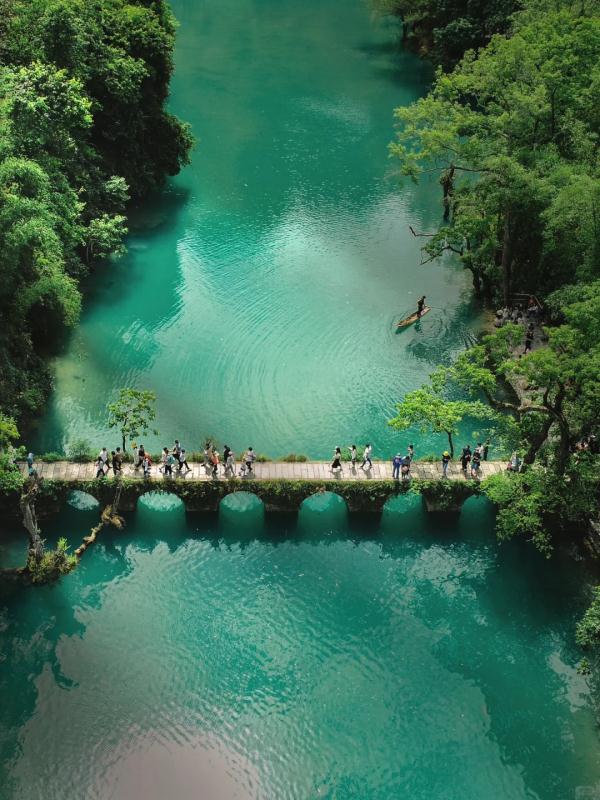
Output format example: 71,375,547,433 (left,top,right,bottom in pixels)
471,268,482,297
555,417,572,476
440,165,455,221
447,431,454,458
20,482,44,567
501,208,512,305
523,414,553,465
122,432,126,452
